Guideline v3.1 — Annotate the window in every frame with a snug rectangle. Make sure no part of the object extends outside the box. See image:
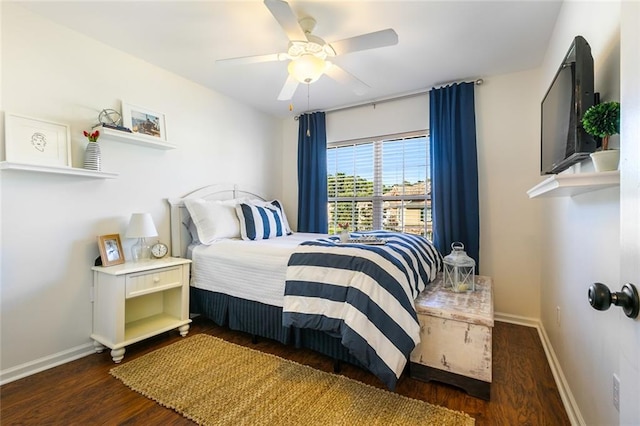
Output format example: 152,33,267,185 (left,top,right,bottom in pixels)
327,132,431,239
